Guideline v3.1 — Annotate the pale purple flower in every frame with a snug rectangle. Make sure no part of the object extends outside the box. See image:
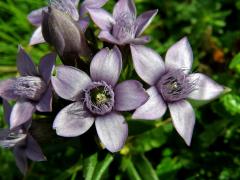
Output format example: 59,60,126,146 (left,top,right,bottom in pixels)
130,37,224,145
0,101,46,175
28,0,108,45
0,47,56,129
51,46,149,152
87,0,158,45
